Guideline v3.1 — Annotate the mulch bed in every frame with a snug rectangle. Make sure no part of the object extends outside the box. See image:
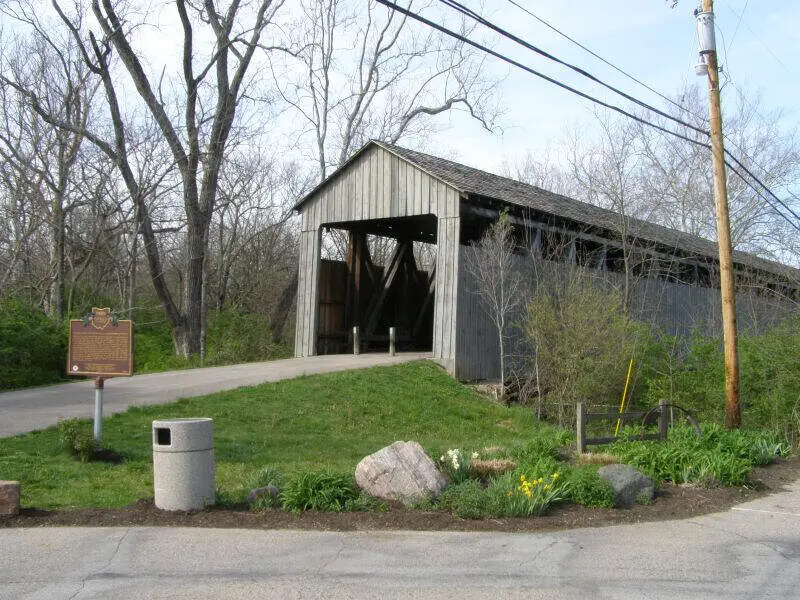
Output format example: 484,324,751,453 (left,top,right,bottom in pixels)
3,456,799,532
